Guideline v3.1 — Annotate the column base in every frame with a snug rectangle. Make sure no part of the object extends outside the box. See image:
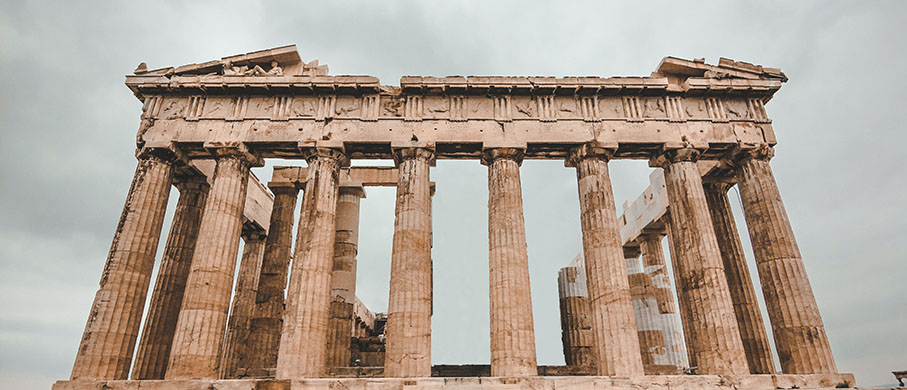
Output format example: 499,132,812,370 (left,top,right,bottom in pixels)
55,373,857,390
